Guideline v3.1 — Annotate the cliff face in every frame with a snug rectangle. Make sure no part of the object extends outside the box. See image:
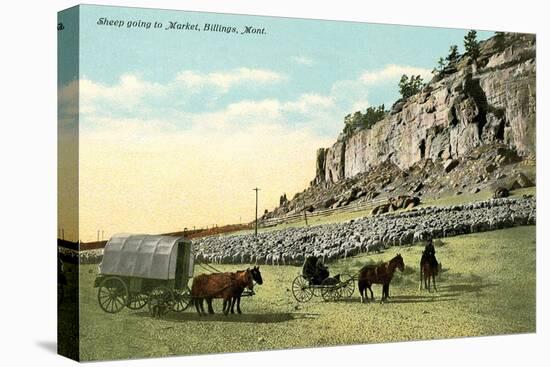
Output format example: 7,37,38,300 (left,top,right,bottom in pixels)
314,33,536,186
